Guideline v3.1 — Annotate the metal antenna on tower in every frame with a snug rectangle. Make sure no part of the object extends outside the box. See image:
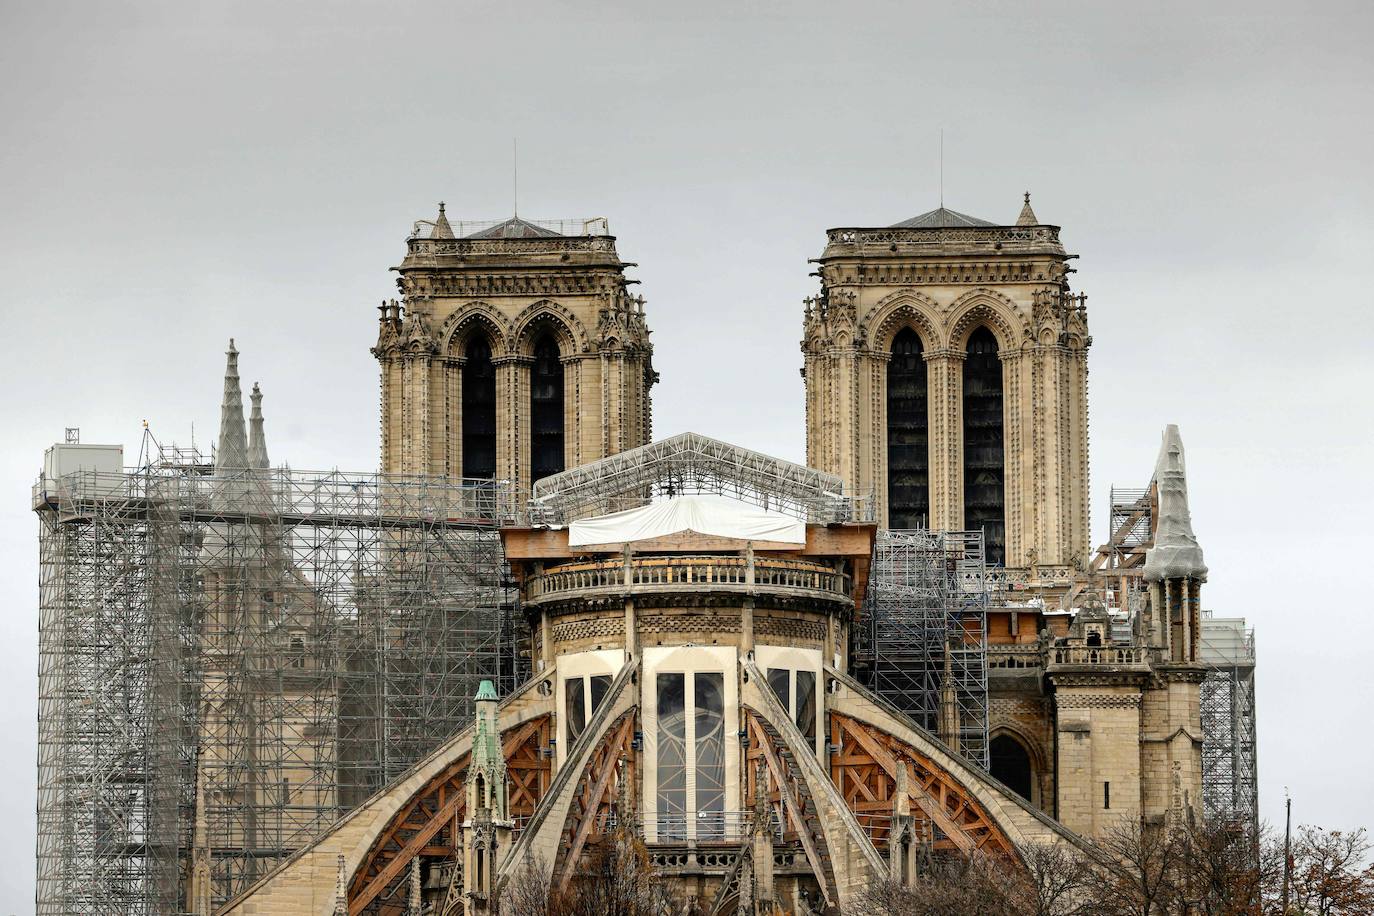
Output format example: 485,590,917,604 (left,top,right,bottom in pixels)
939,128,944,208
513,138,519,217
